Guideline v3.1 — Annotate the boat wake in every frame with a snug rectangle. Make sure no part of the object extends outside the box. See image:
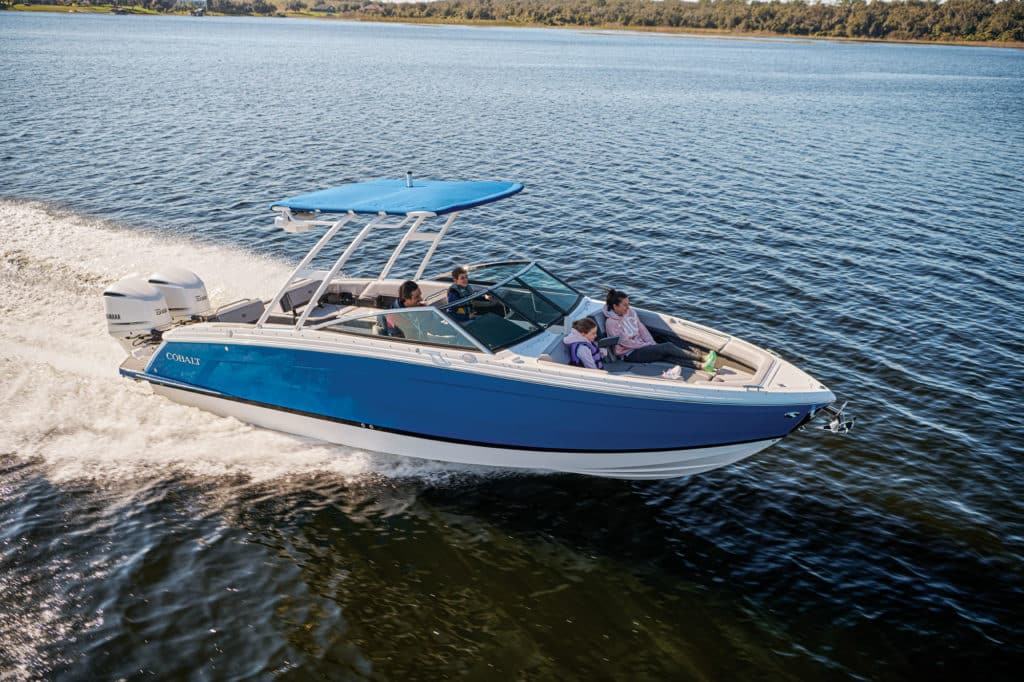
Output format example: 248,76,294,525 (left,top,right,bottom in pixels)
0,200,486,485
